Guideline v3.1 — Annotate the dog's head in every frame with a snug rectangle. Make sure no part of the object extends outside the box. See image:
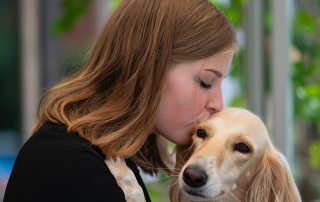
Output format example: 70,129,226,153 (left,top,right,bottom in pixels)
170,107,301,202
